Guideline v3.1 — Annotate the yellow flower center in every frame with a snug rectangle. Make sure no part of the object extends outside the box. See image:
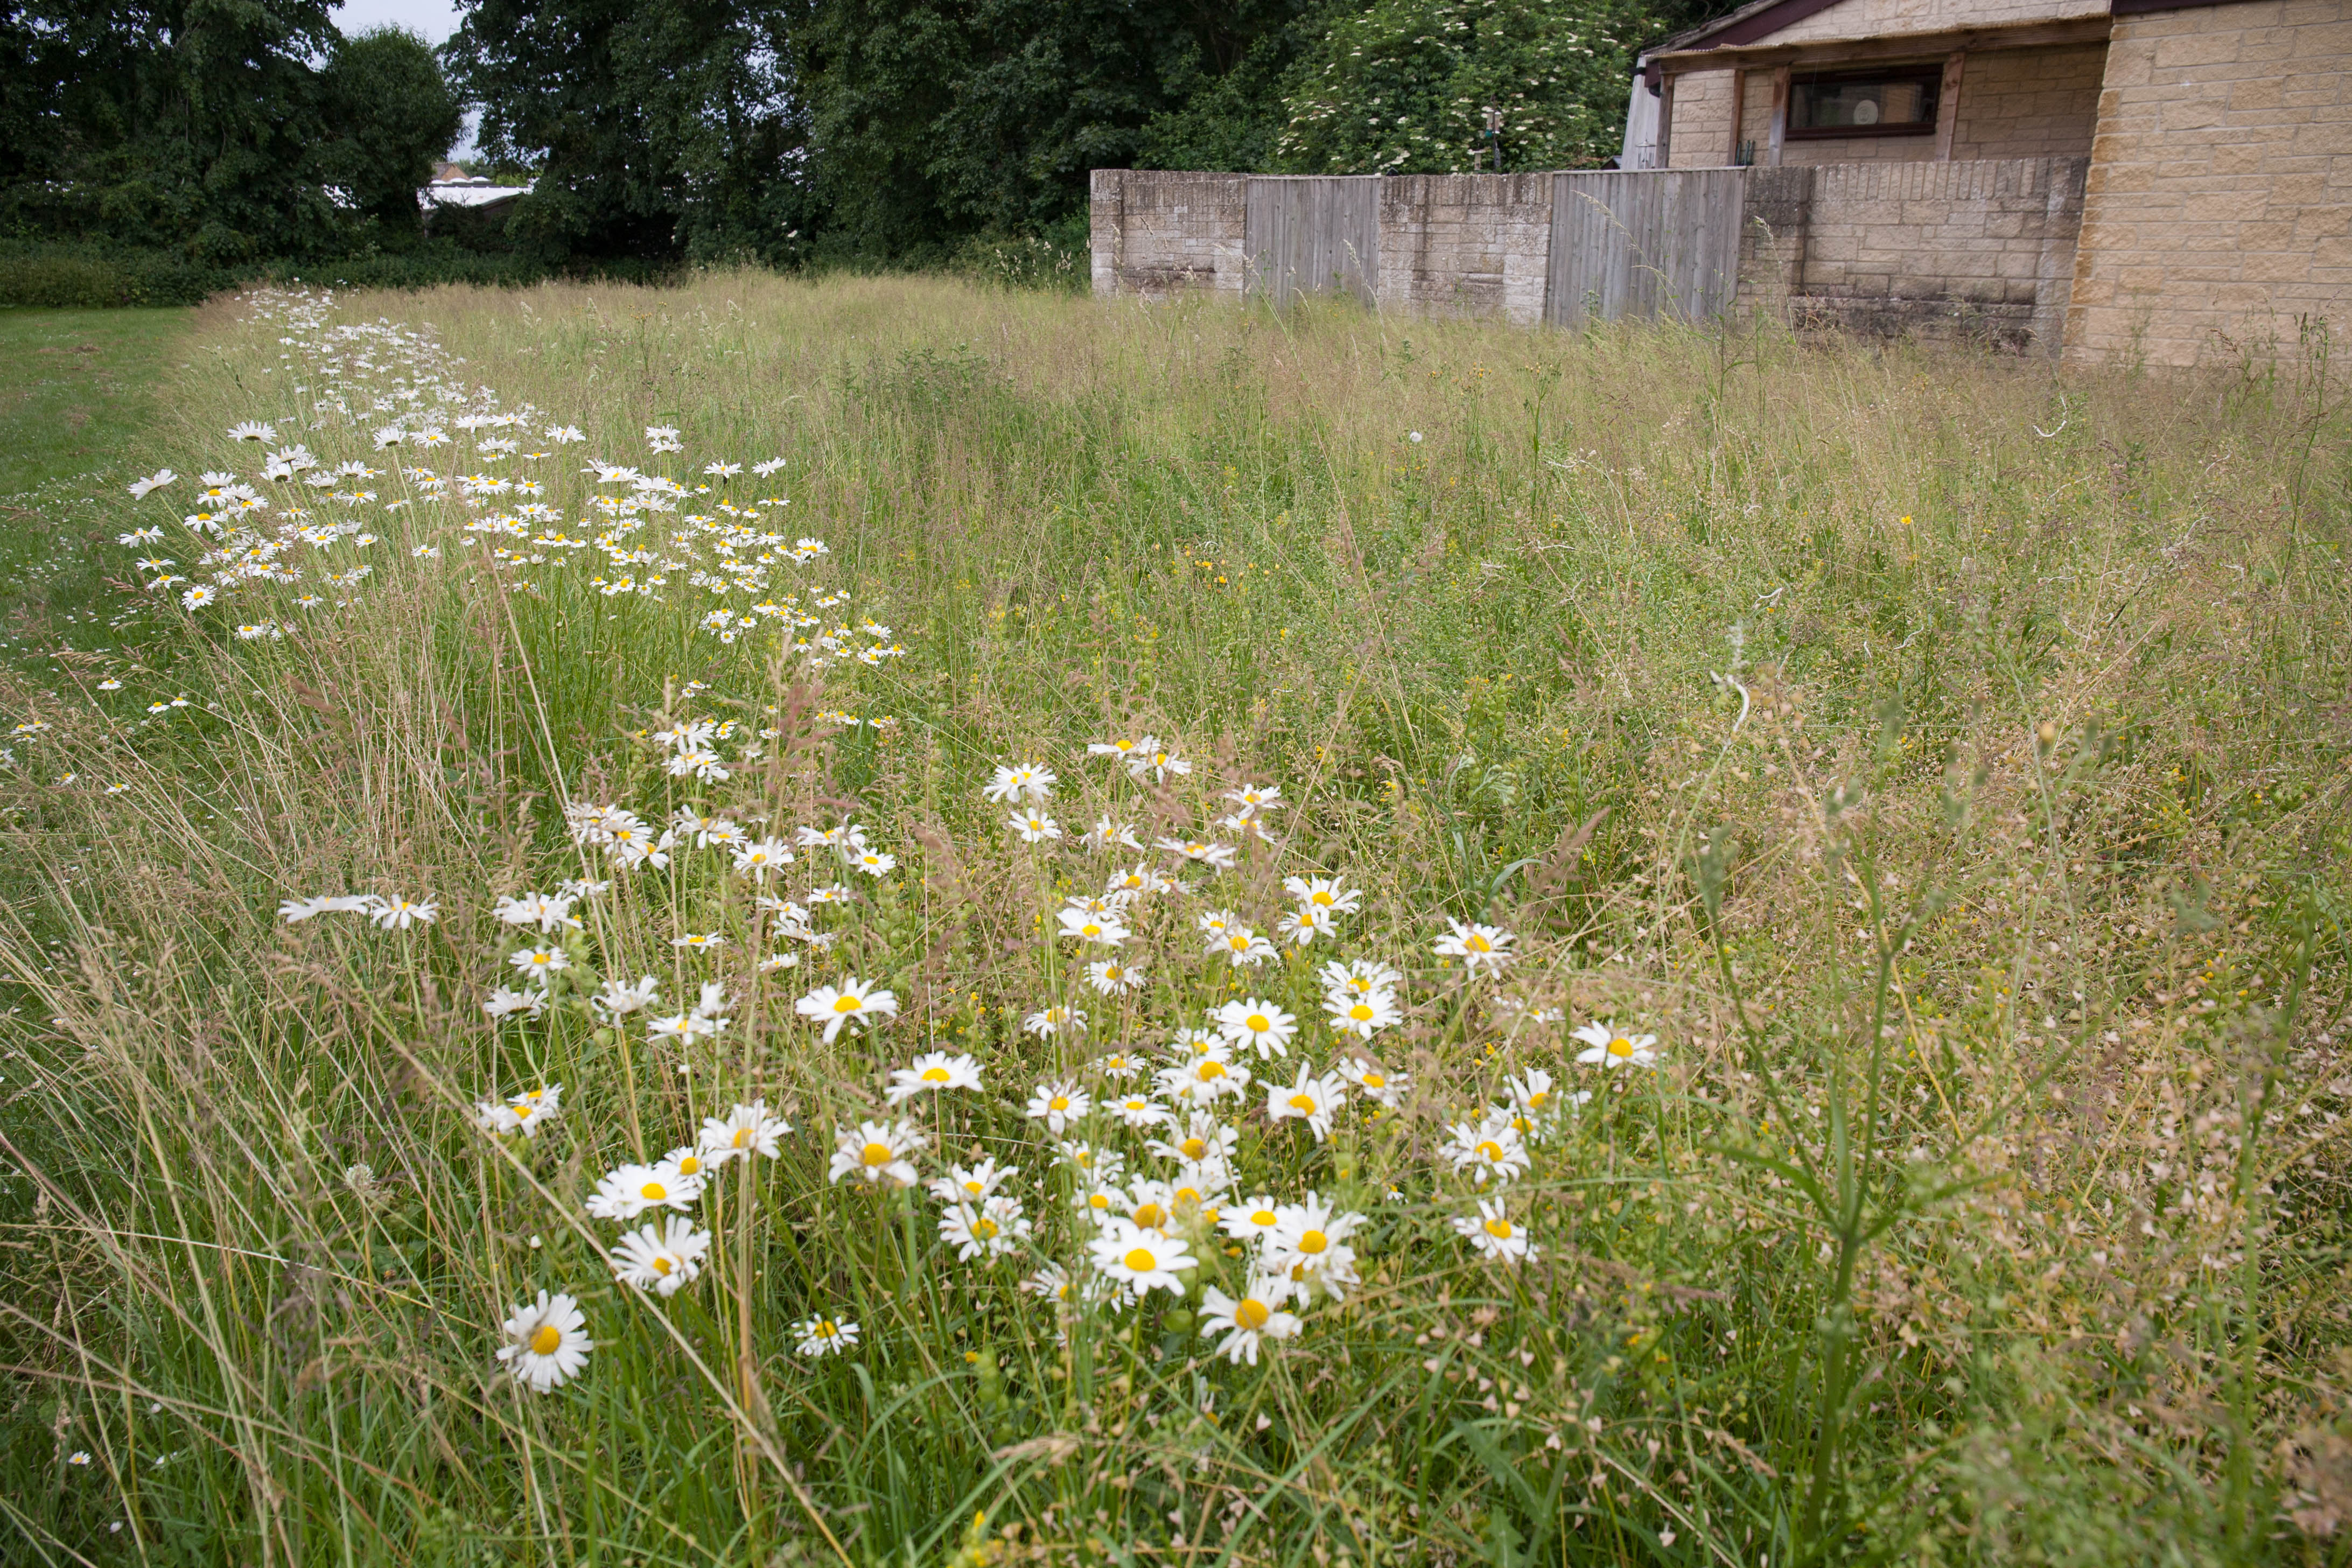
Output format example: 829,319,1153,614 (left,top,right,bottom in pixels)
1236,1299,1271,1331
1609,1038,1634,1056
1298,1229,1328,1255
973,1217,998,1239
1527,1091,1549,1108
1287,1093,1315,1113
1252,1209,1277,1227
1484,1217,1515,1240
1229,935,1248,951
1132,1202,1167,1229
1090,1193,1111,1209
1363,1072,1385,1088
1049,1095,1070,1112
1085,923,1103,937
732,1128,754,1147
1476,1140,1504,1161
1123,1247,1157,1272
1349,1004,1374,1023
1180,1137,1207,1160
1245,1014,1270,1033
860,1142,893,1167
640,1182,668,1201
1198,1062,1226,1080
653,1255,675,1274
922,1066,950,1082
834,995,862,1014
530,1324,563,1355
816,1319,835,1336
676,1155,702,1175
1312,891,1334,907
1467,935,1491,953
